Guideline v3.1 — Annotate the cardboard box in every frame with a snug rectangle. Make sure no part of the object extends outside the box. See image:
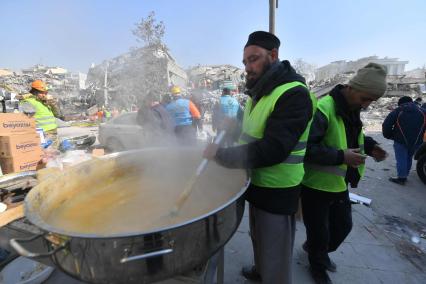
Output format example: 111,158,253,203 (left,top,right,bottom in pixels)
92,148,105,157
0,155,41,174
0,134,42,158
0,113,36,135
